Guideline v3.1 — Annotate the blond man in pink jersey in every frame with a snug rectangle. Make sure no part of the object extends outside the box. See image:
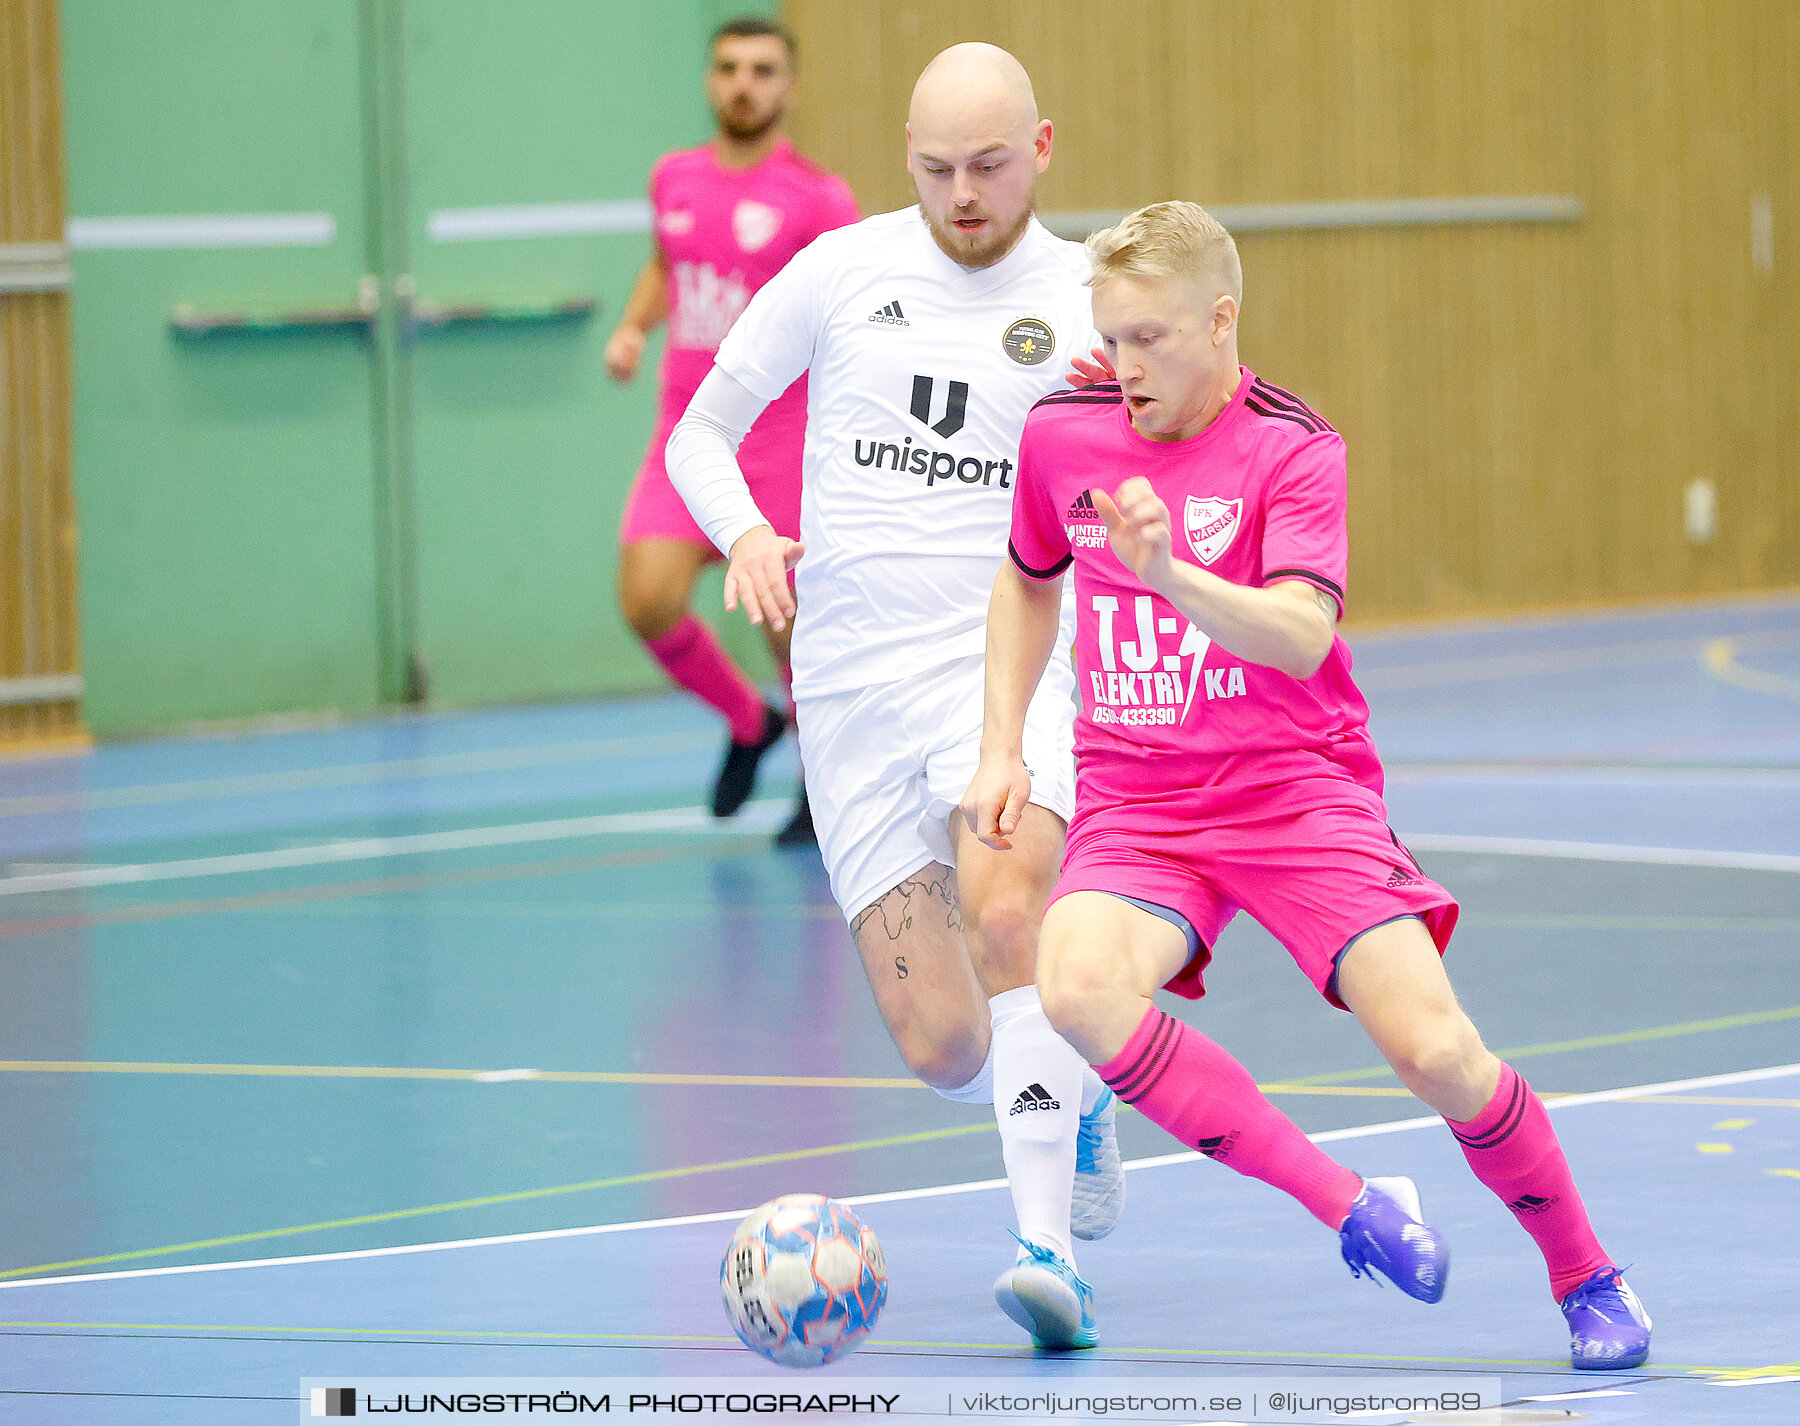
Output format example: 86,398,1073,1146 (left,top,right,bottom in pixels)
606,15,857,843
963,202,1651,1371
